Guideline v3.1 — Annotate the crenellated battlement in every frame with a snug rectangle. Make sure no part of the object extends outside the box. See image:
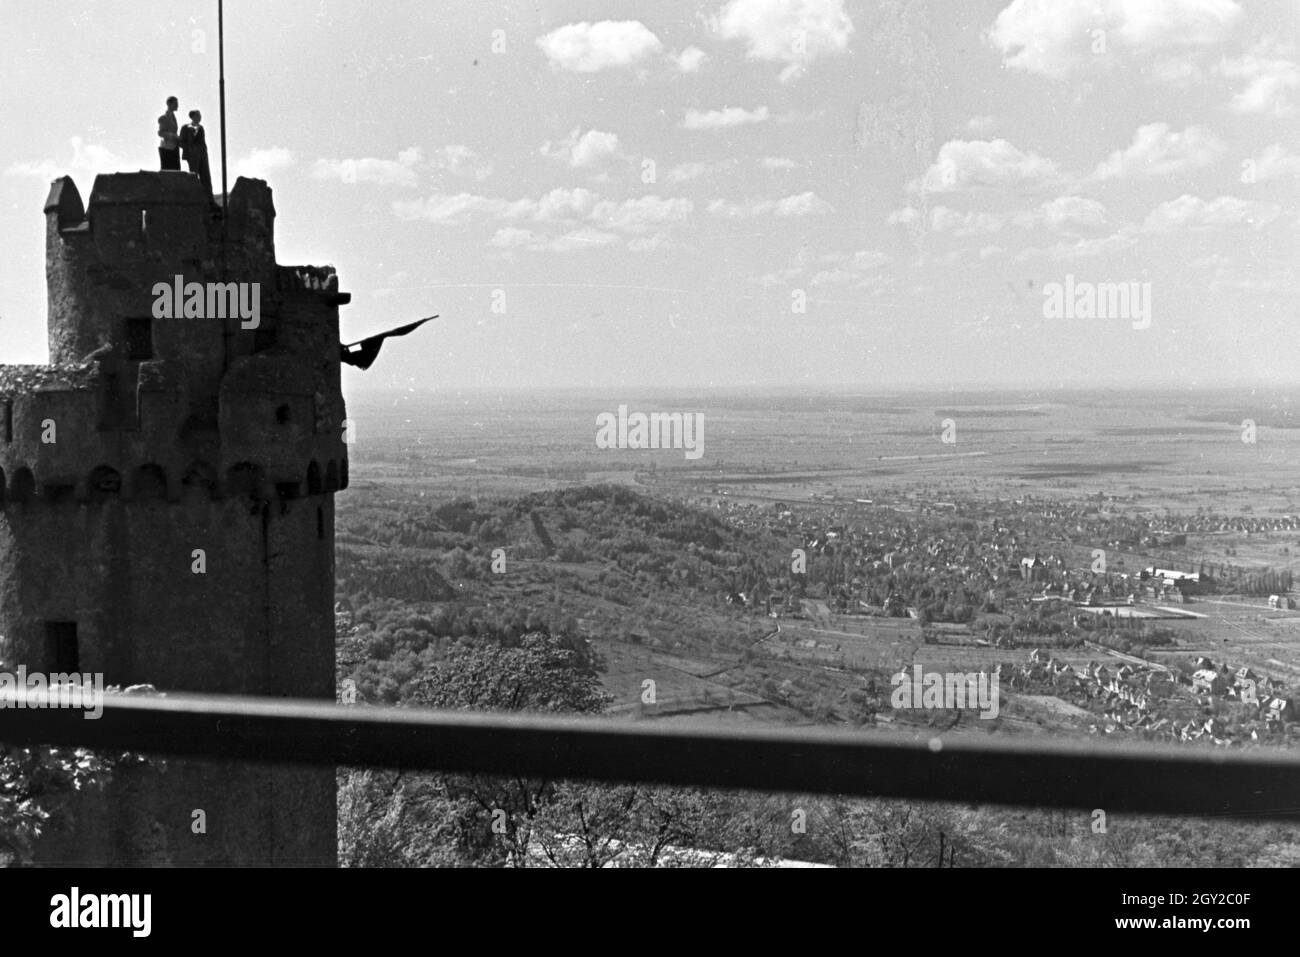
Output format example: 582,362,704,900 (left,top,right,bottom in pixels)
47,170,275,253
2,171,350,508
